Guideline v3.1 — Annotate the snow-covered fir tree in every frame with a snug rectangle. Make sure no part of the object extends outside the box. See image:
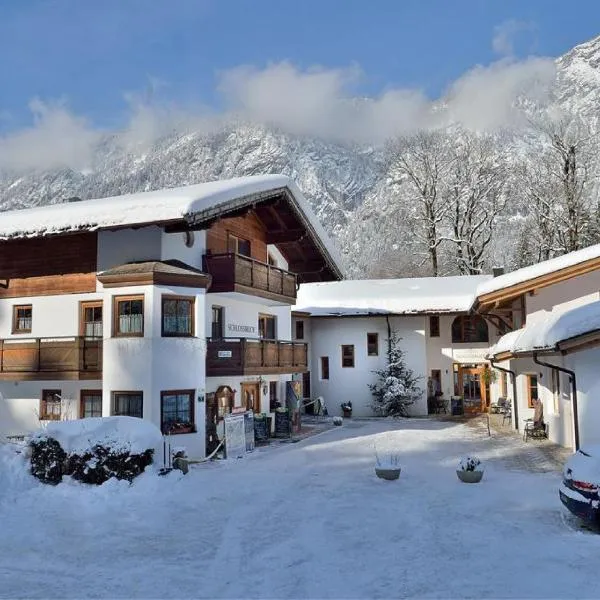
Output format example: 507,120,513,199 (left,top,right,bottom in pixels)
369,332,422,417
